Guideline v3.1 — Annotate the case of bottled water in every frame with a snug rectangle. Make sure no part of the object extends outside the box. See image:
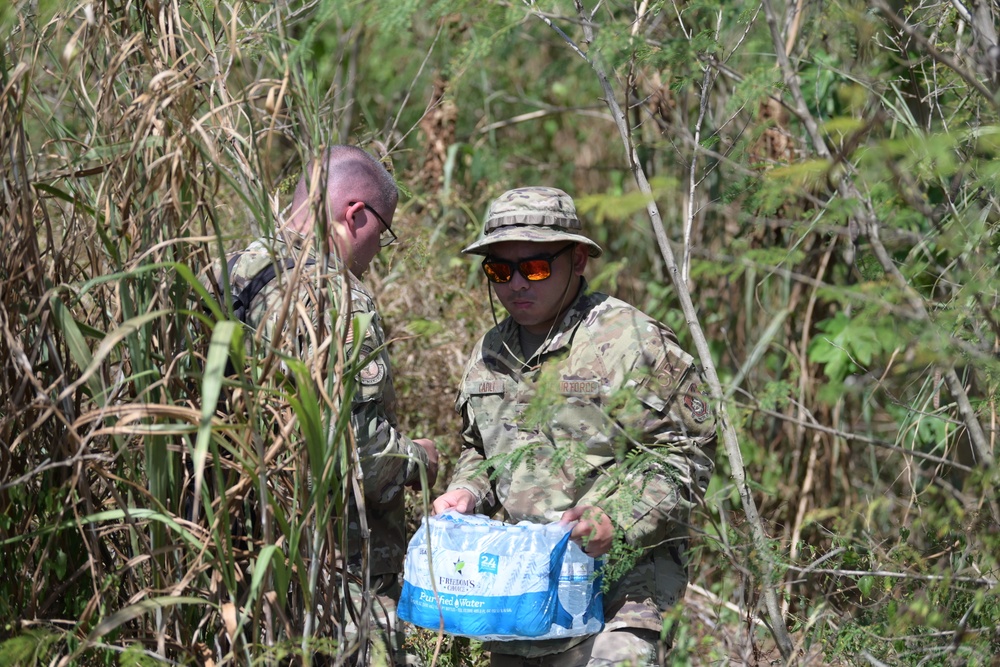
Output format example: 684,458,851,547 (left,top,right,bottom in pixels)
398,512,604,641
